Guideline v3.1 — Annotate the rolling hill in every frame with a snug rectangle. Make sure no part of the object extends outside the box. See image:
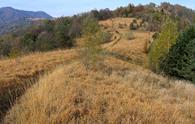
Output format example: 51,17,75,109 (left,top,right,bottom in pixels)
0,2,195,124
0,7,53,35
0,18,195,123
